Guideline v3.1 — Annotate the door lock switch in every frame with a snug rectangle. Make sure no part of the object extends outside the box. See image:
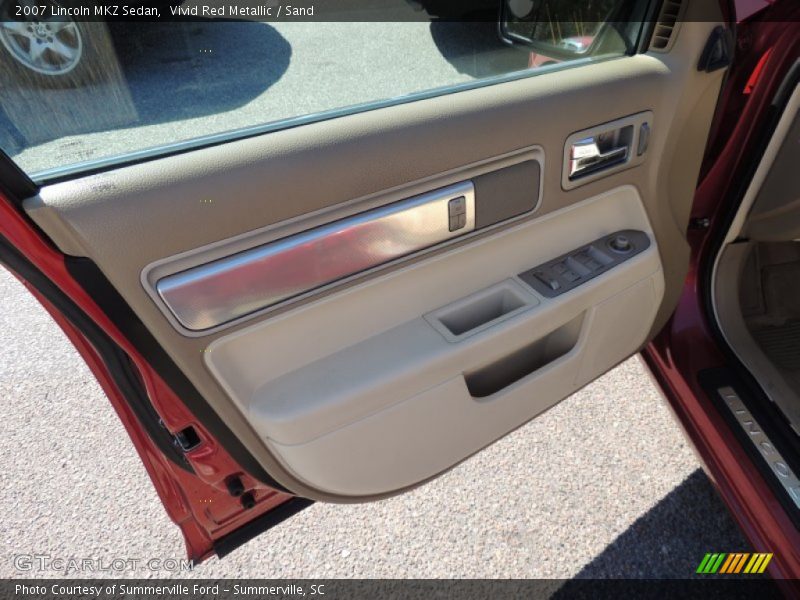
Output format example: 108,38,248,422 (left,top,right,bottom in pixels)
637,122,650,156
448,196,467,232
